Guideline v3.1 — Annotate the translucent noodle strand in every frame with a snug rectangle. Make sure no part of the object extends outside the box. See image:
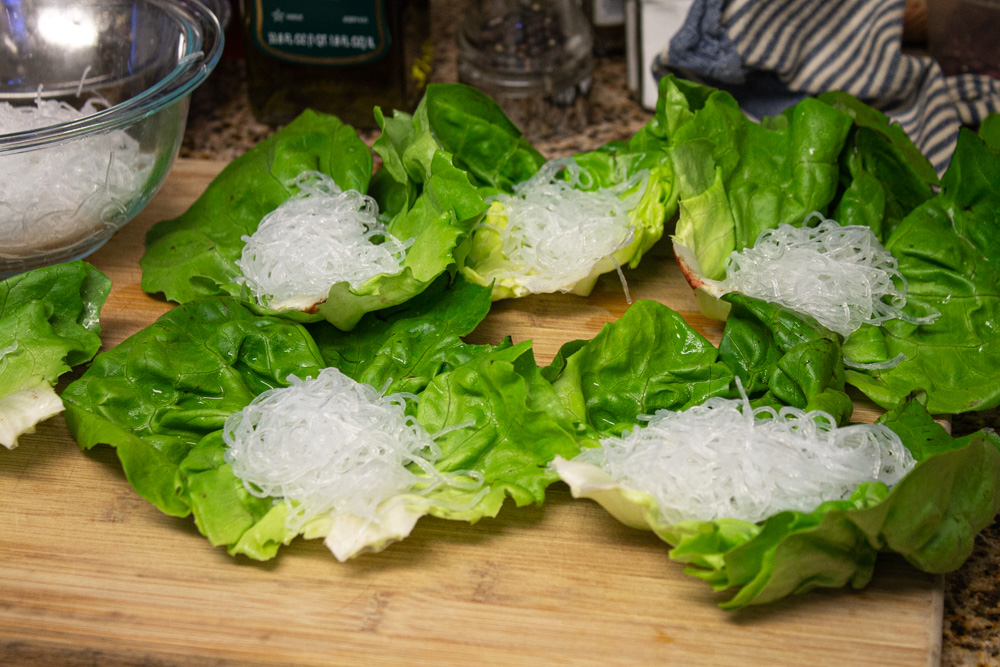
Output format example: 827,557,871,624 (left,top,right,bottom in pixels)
0,341,17,361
